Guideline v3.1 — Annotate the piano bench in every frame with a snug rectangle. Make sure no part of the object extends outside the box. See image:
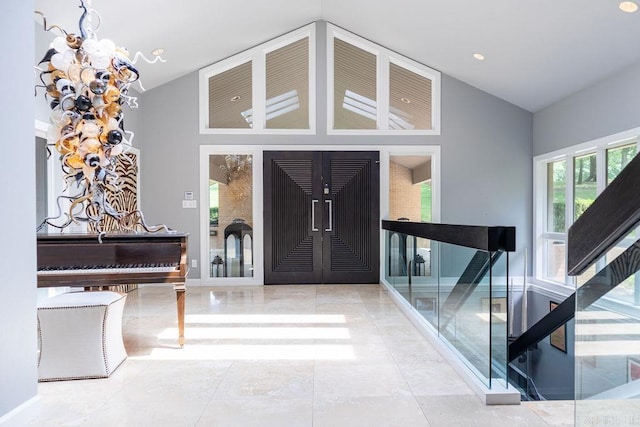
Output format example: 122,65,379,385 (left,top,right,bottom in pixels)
37,291,127,382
